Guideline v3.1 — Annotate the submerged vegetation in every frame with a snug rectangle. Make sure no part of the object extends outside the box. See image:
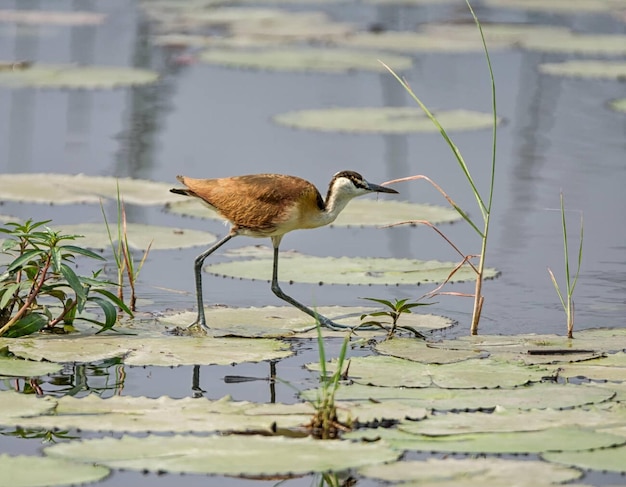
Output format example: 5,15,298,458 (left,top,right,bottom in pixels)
0,220,131,338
